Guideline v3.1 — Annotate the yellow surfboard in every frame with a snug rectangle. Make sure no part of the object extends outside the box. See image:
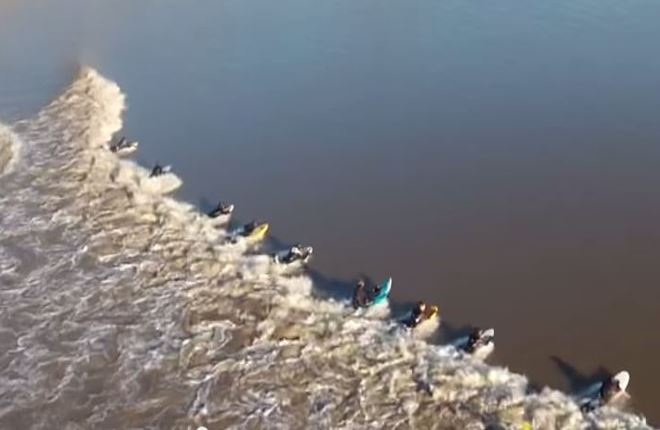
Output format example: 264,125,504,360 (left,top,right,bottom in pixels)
249,223,269,241
426,305,440,321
